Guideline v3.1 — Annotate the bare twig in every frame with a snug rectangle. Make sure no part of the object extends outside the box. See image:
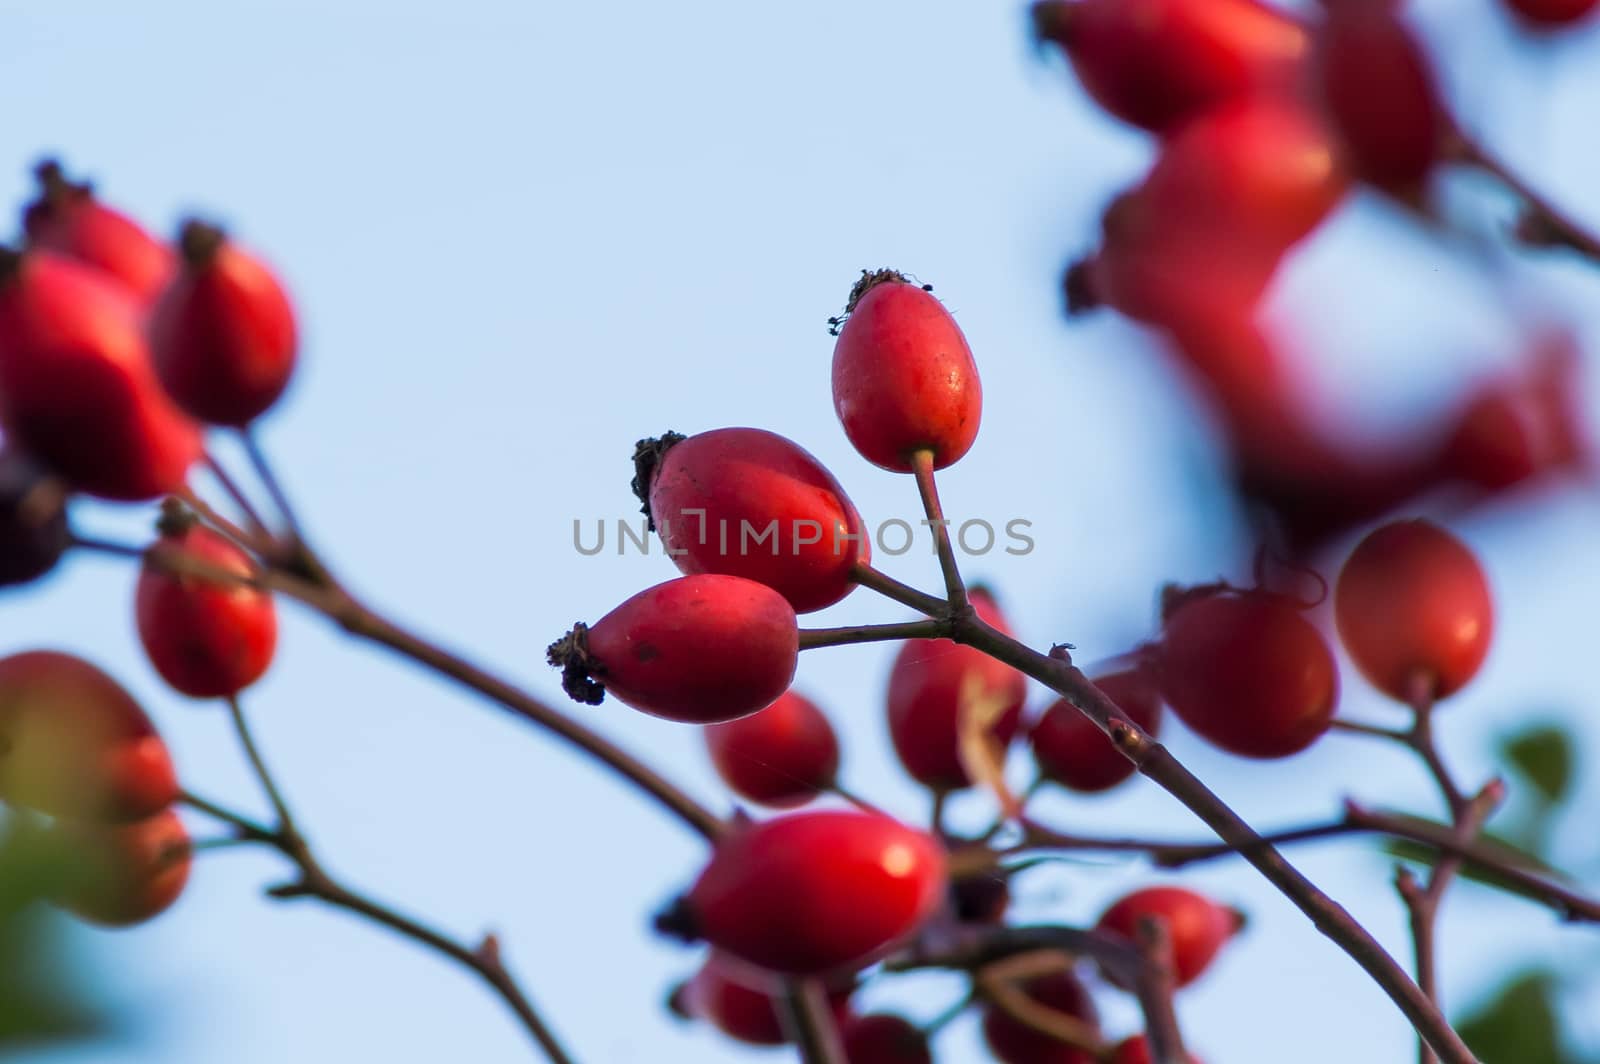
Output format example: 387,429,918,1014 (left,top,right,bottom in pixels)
798,619,945,650
910,449,968,612
1455,135,1600,266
